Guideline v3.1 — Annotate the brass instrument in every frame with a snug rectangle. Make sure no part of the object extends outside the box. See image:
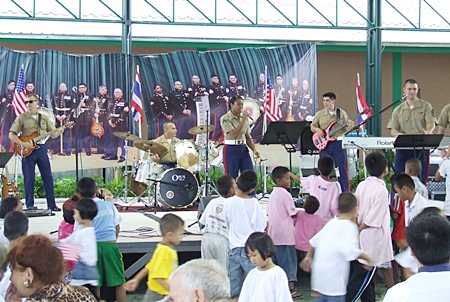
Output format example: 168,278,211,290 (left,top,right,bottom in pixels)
286,89,295,122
